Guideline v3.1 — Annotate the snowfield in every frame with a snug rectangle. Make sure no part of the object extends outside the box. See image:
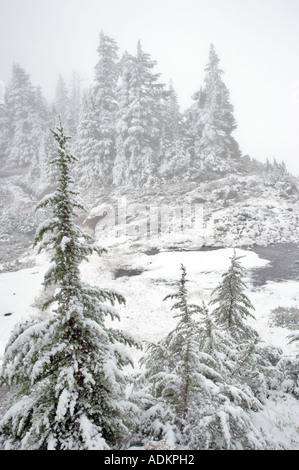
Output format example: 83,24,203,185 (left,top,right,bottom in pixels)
1,21,299,449
0,244,298,449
